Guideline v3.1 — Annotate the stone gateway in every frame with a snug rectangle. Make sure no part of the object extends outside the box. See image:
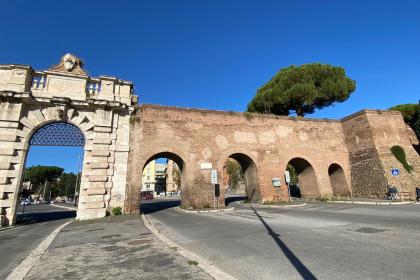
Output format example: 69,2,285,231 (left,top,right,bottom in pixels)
0,55,418,226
